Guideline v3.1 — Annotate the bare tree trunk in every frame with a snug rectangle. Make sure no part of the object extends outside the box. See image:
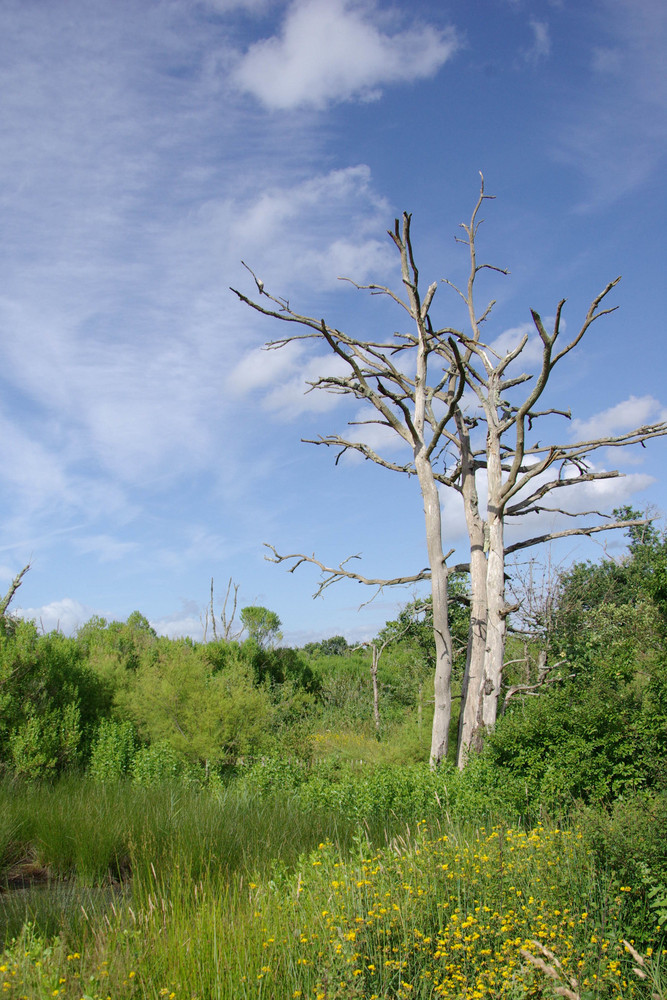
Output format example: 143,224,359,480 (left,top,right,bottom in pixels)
234,179,667,770
416,455,454,768
209,577,218,641
370,645,381,734
456,413,487,767
482,510,506,729
480,421,507,730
